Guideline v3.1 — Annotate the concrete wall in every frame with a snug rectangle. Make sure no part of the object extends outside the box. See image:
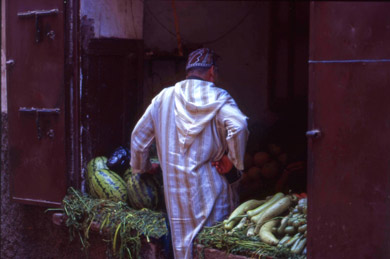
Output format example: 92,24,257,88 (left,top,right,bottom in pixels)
81,0,143,39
